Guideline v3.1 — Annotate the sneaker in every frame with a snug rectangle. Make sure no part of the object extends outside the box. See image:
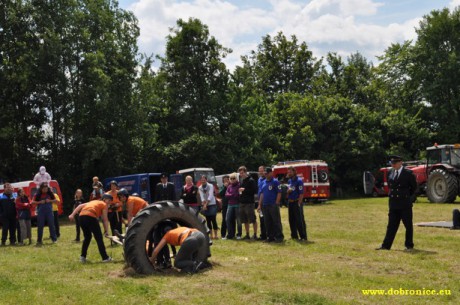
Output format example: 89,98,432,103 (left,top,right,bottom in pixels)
35,242,43,247
243,234,250,240
236,236,242,240
102,257,113,263
80,256,87,263
52,240,57,244
251,234,257,240
221,237,227,240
